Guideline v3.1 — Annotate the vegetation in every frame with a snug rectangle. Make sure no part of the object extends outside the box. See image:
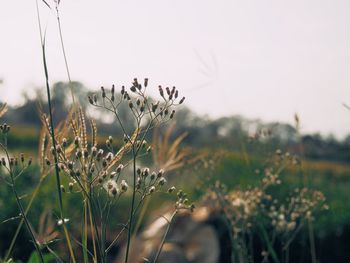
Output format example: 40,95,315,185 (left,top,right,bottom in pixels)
0,1,349,262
